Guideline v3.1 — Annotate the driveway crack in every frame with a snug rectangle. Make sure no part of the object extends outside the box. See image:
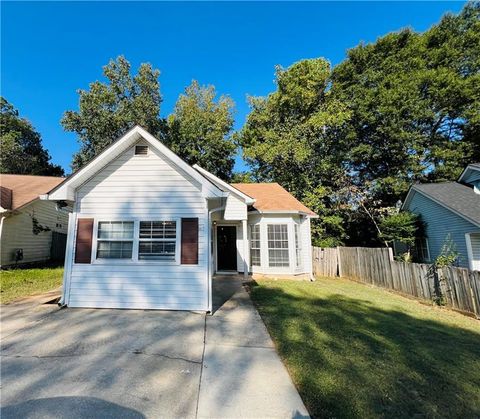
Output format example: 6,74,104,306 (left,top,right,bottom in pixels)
195,314,207,419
